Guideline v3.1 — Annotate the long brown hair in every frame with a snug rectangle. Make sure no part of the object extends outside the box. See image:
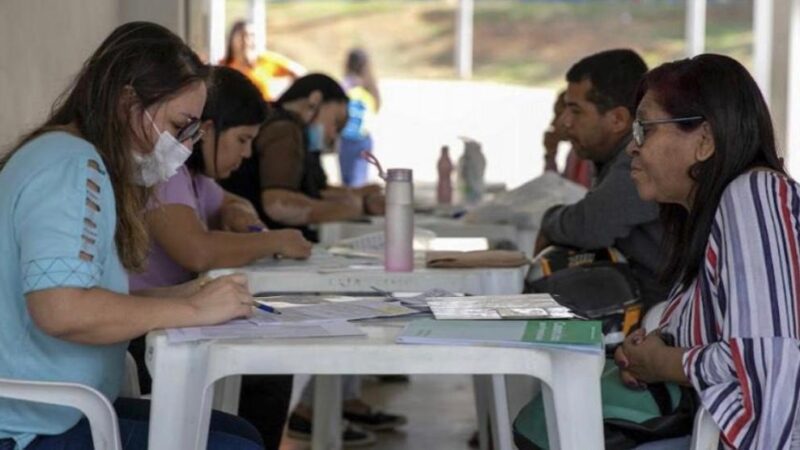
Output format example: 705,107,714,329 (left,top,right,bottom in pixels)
634,54,784,290
1,22,209,271
223,20,250,66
